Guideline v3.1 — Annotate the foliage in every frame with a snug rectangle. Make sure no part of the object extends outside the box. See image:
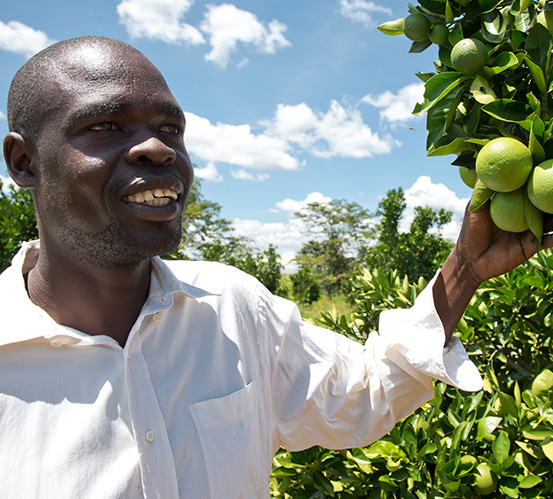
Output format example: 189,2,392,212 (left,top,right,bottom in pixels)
363,188,454,282
290,266,321,304
295,199,372,295
270,251,553,498
203,240,284,294
0,181,37,272
379,0,553,242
